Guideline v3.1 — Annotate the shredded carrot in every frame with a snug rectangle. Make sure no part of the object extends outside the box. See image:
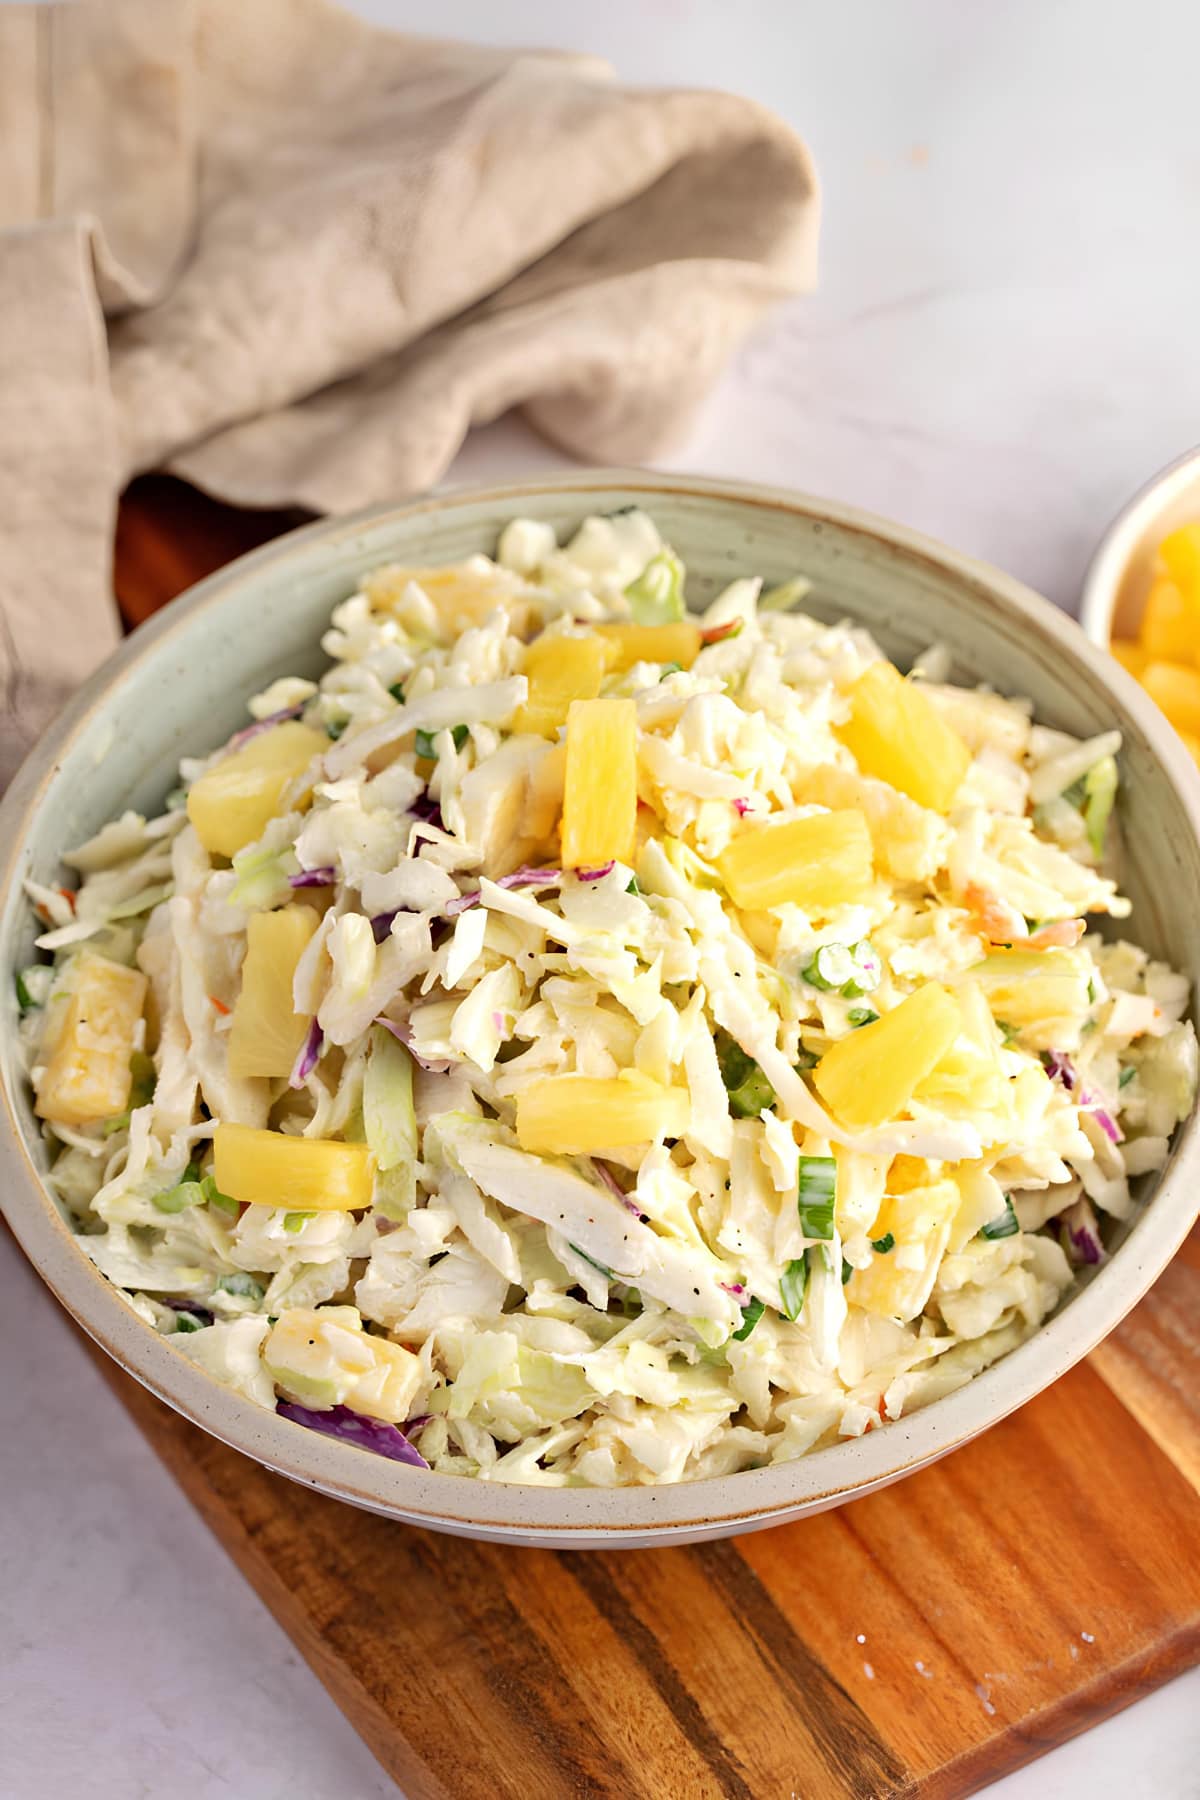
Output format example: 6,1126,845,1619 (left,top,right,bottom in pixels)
209,995,231,1016
700,619,743,646
58,887,77,913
